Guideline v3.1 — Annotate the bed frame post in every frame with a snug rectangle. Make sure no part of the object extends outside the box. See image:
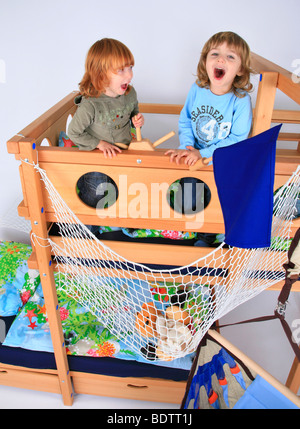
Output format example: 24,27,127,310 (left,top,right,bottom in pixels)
252,72,278,136
19,140,74,406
